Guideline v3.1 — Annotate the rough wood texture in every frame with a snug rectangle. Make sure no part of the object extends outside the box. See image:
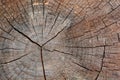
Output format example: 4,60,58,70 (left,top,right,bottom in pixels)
0,0,120,80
